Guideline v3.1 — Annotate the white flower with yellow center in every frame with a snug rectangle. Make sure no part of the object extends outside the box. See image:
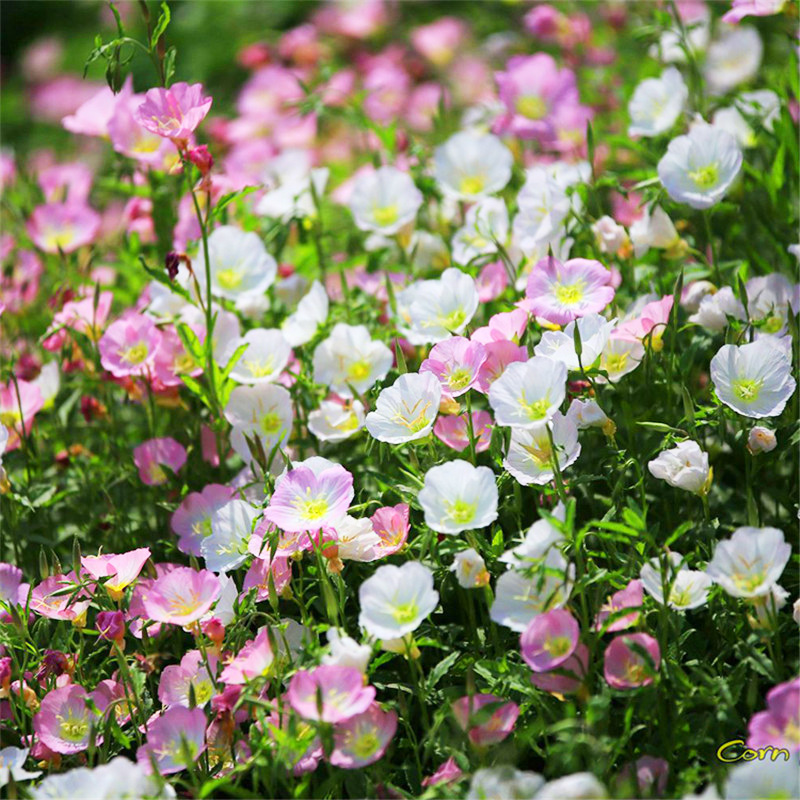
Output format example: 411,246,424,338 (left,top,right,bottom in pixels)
308,400,365,443
365,372,442,444
200,499,261,573
224,383,294,466
704,25,763,94
503,412,581,486
452,198,509,266
433,130,513,201
534,313,616,371
640,552,713,610
628,67,688,138
488,356,567,429
512,167,571,257
418,460,498,534
281,280,329,347
407,268,480,344
349,166,423,235
223,328,291,384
